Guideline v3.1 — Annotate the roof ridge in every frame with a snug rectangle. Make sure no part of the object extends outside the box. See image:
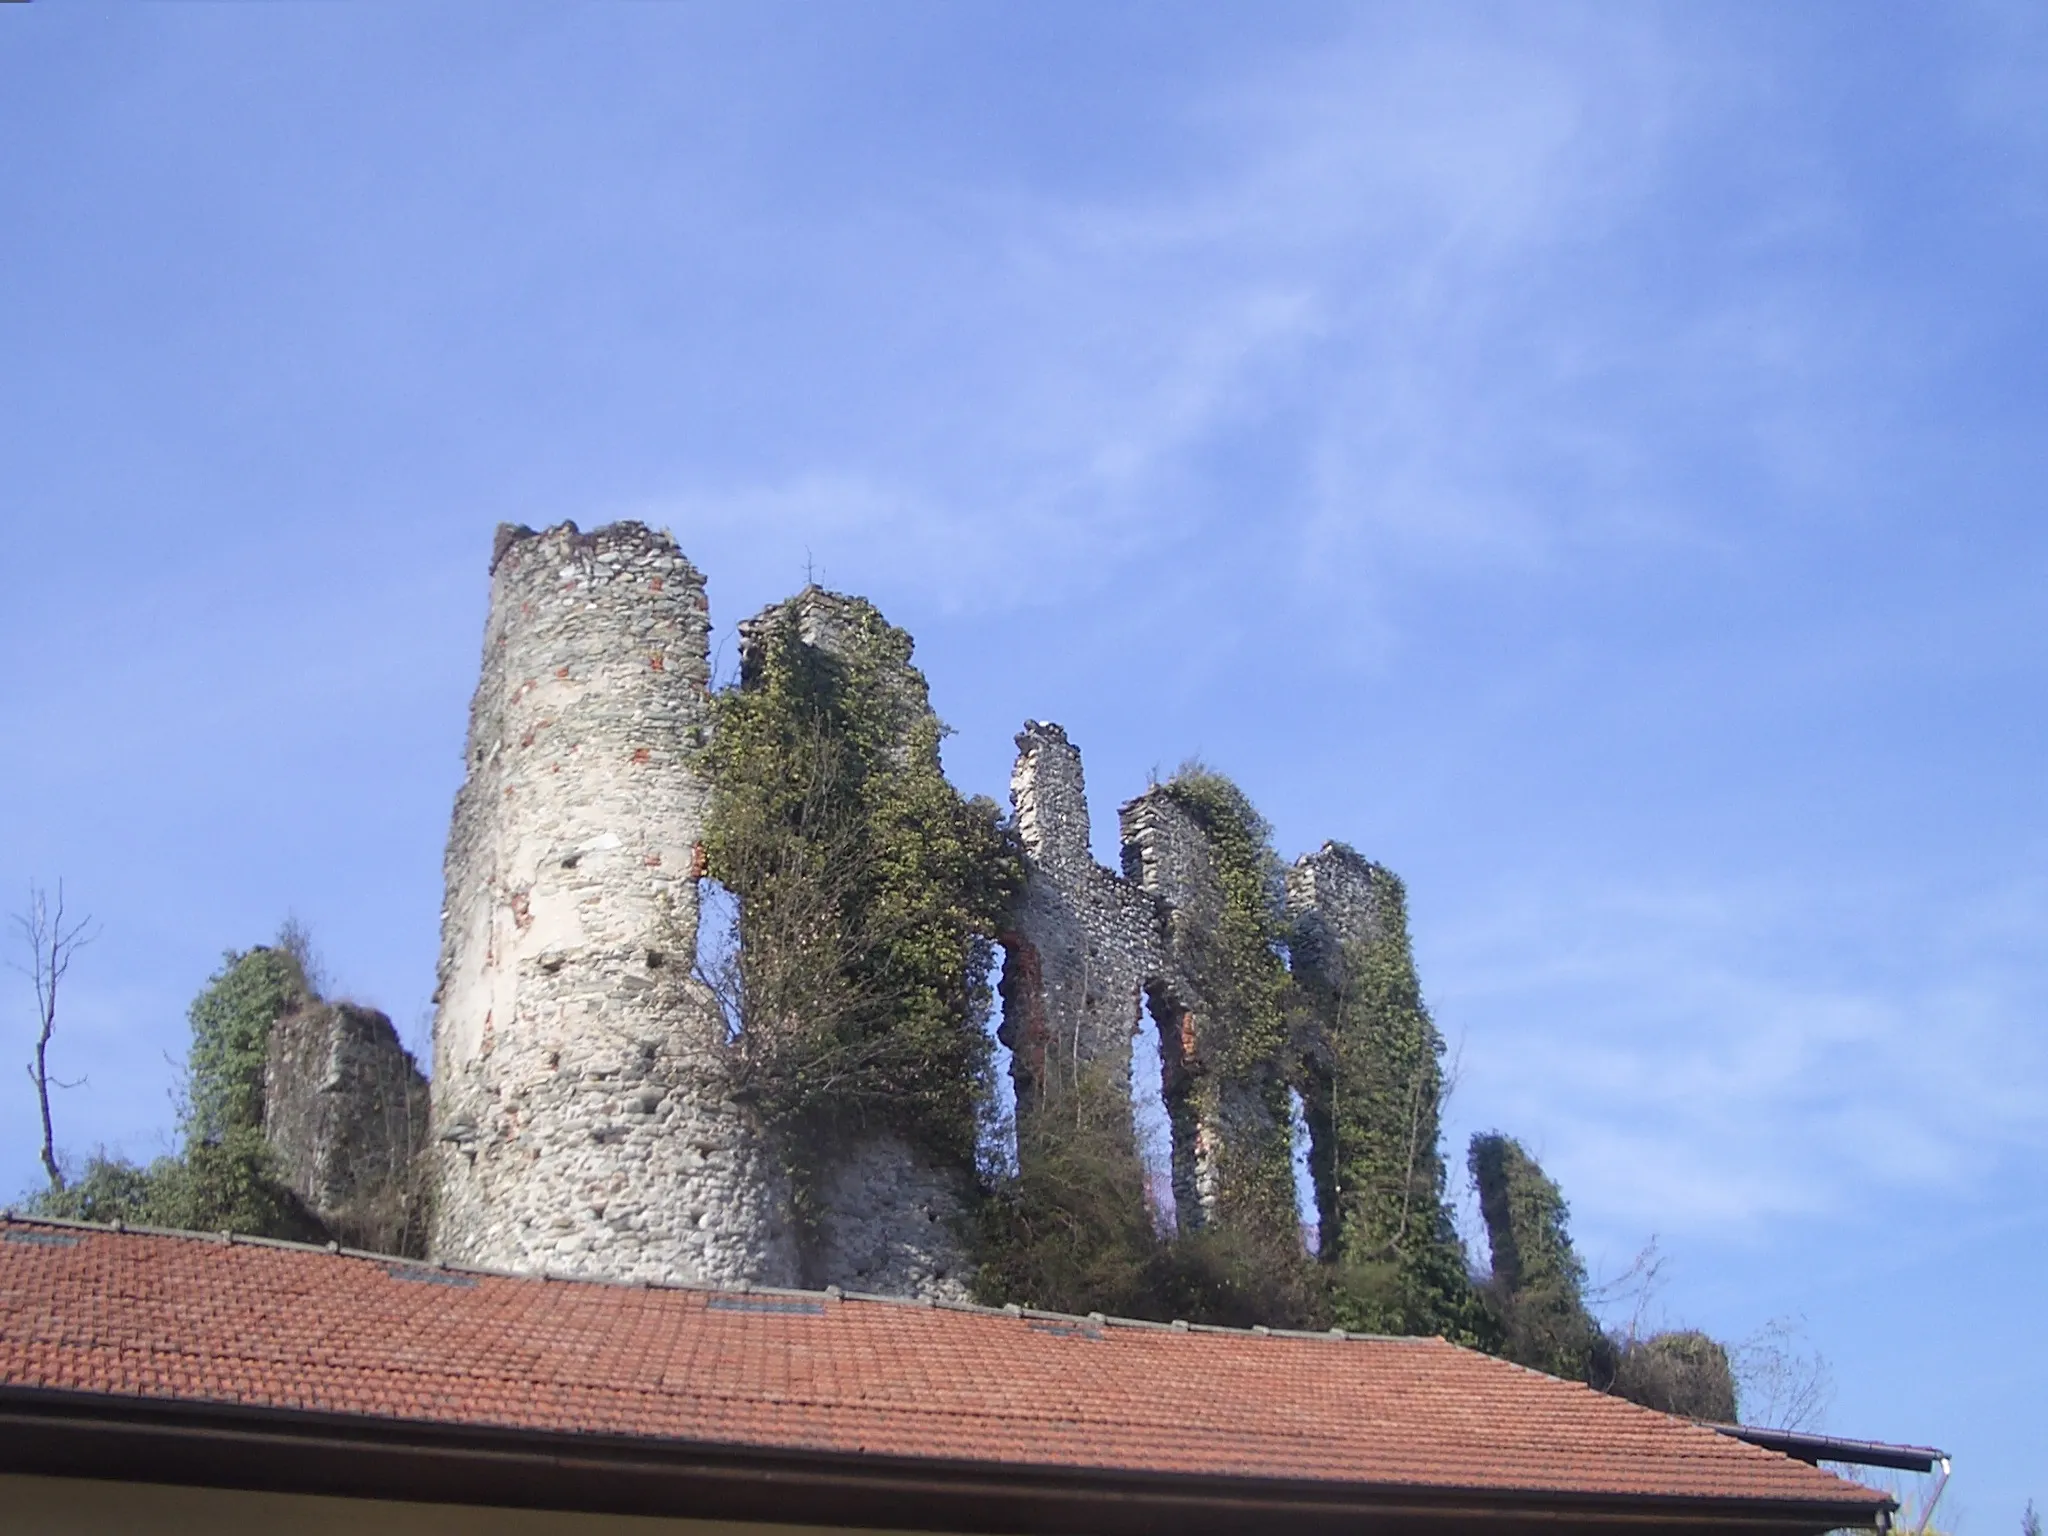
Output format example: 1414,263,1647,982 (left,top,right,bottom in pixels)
0,1210,1434,1347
